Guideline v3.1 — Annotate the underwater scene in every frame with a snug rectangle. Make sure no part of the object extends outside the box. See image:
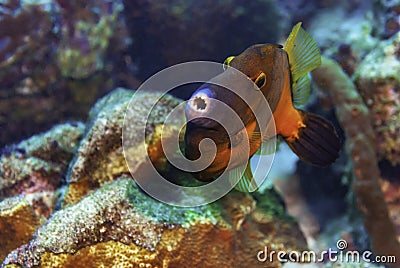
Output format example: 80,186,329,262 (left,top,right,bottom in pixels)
0,0,399,267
